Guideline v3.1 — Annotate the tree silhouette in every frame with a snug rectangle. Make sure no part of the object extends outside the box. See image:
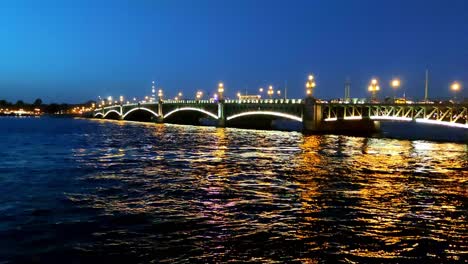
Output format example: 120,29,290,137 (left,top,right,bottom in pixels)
33,98,43,107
